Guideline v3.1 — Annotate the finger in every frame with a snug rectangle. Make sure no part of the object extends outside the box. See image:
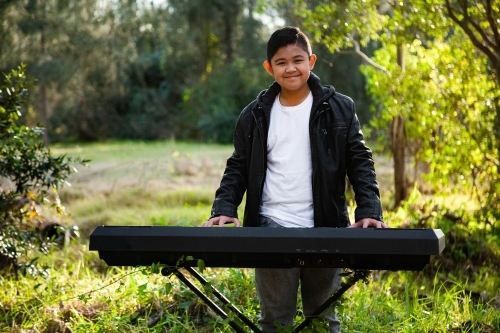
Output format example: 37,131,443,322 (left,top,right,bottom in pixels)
201,220,213,227
218,216,233,227
202,217,220,227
